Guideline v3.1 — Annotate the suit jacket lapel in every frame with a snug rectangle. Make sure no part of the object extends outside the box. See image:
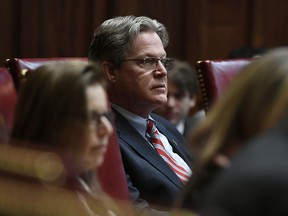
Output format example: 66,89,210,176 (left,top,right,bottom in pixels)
113,110,183,188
